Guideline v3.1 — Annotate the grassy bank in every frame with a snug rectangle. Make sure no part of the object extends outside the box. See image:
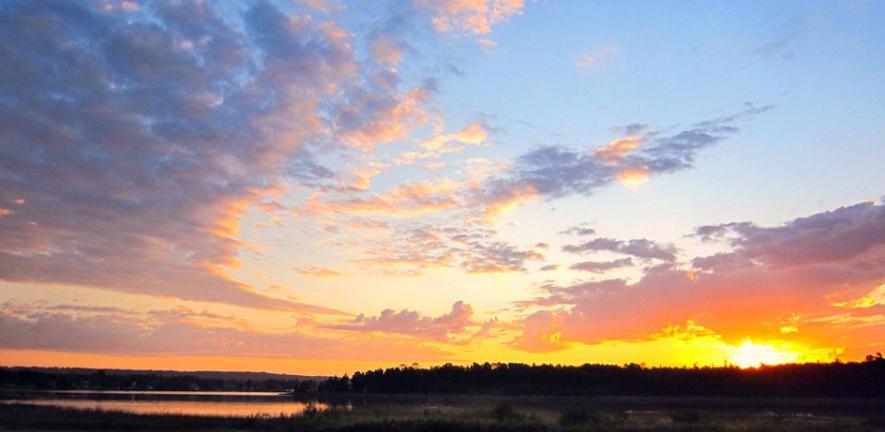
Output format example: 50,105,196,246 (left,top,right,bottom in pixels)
1,402,883,432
